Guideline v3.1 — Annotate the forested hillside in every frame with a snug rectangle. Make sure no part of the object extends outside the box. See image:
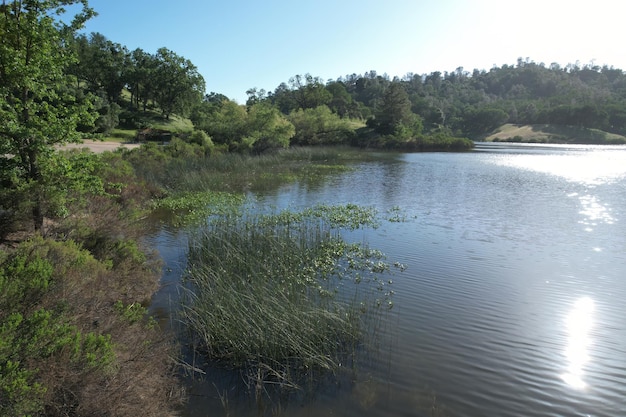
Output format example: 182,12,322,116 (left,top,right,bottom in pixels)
260,60,626,140
66,33,626,148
